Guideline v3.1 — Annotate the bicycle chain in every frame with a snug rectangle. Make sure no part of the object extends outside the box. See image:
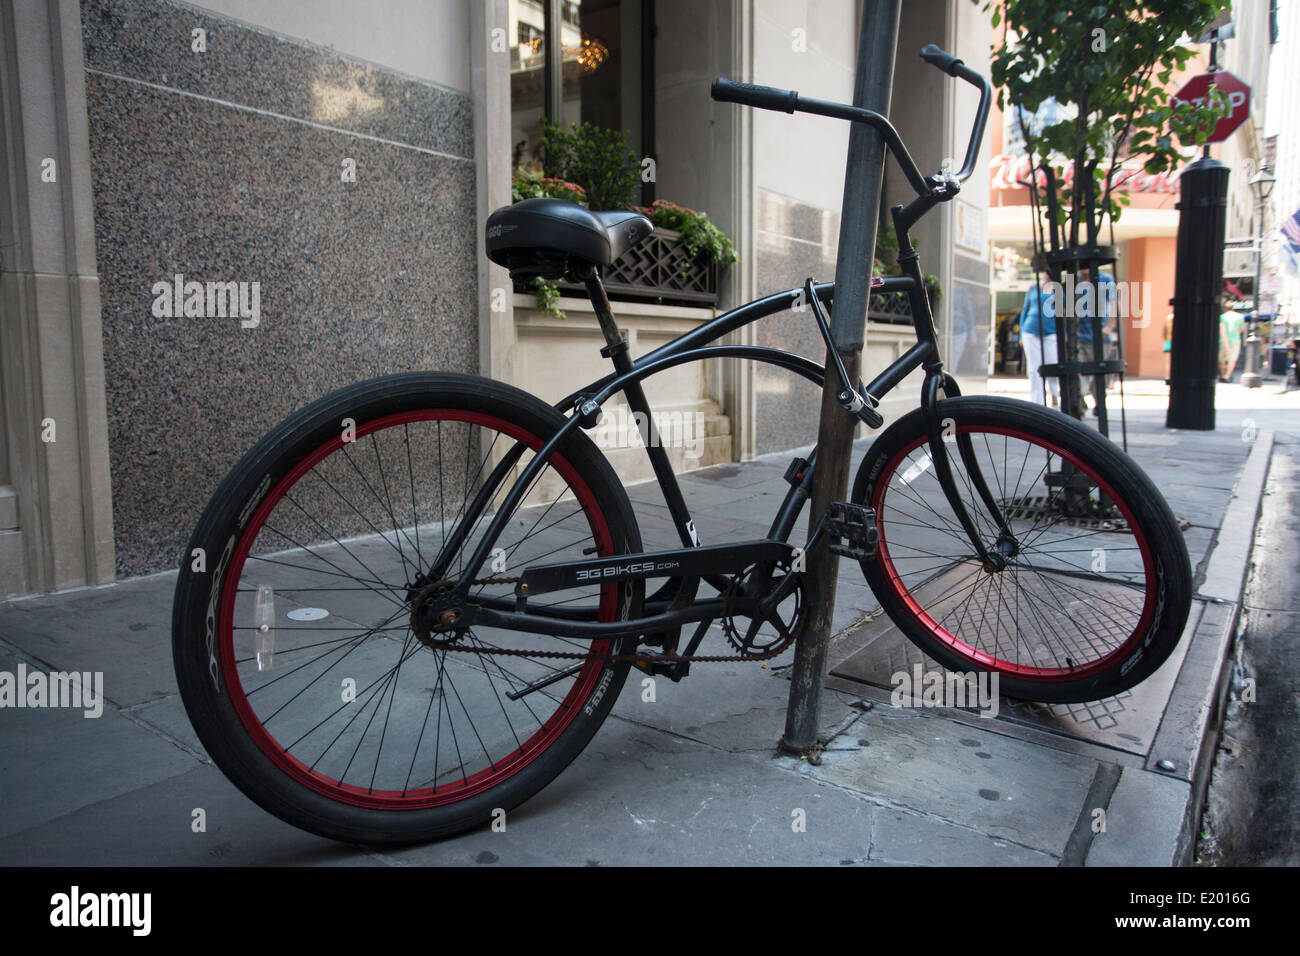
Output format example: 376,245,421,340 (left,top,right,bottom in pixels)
417,576,799,665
